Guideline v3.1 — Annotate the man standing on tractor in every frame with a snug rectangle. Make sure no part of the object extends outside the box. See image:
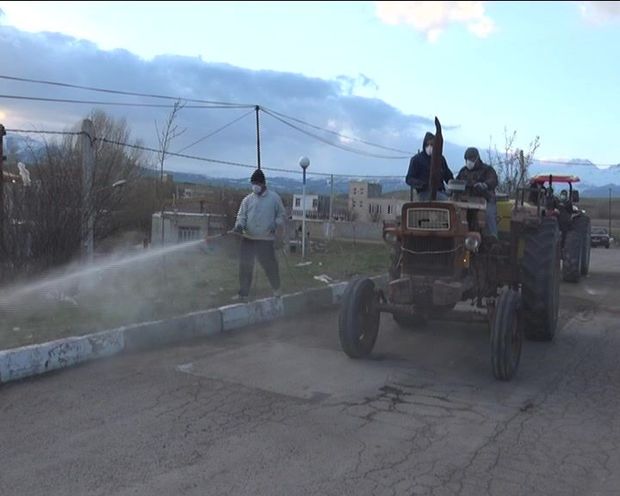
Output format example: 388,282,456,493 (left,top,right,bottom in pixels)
406,132,454,200
457,147,499,238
